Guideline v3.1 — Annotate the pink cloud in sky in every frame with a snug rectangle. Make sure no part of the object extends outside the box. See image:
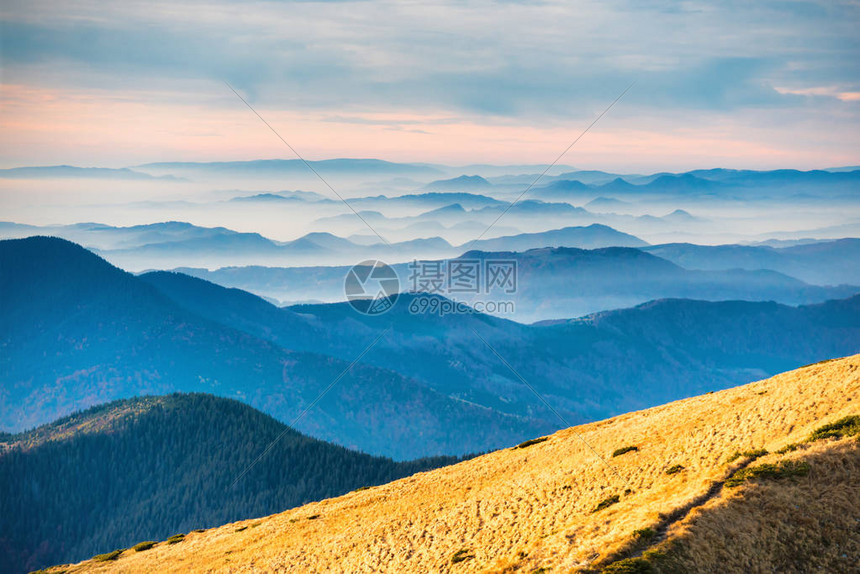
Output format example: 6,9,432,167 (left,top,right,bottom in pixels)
1,83,858,171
